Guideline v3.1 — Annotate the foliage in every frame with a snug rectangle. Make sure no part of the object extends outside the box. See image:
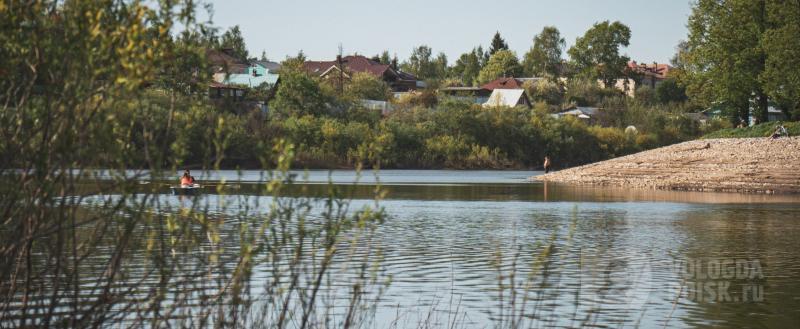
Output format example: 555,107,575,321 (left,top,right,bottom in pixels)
682,0,800,124
220,25,248,60
634,85,656,105
1,3,390,328
522,26,566,78
255,96,722,169
400,45,447,81
655,78,688,104
489,31,510,55
451,47,485,86
702,121,800,139
477,50,523,85
523,79,564,106
270,68,331,117
563,79,622,107
345,72,392,101
761,1,800,120
568,21,631,87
